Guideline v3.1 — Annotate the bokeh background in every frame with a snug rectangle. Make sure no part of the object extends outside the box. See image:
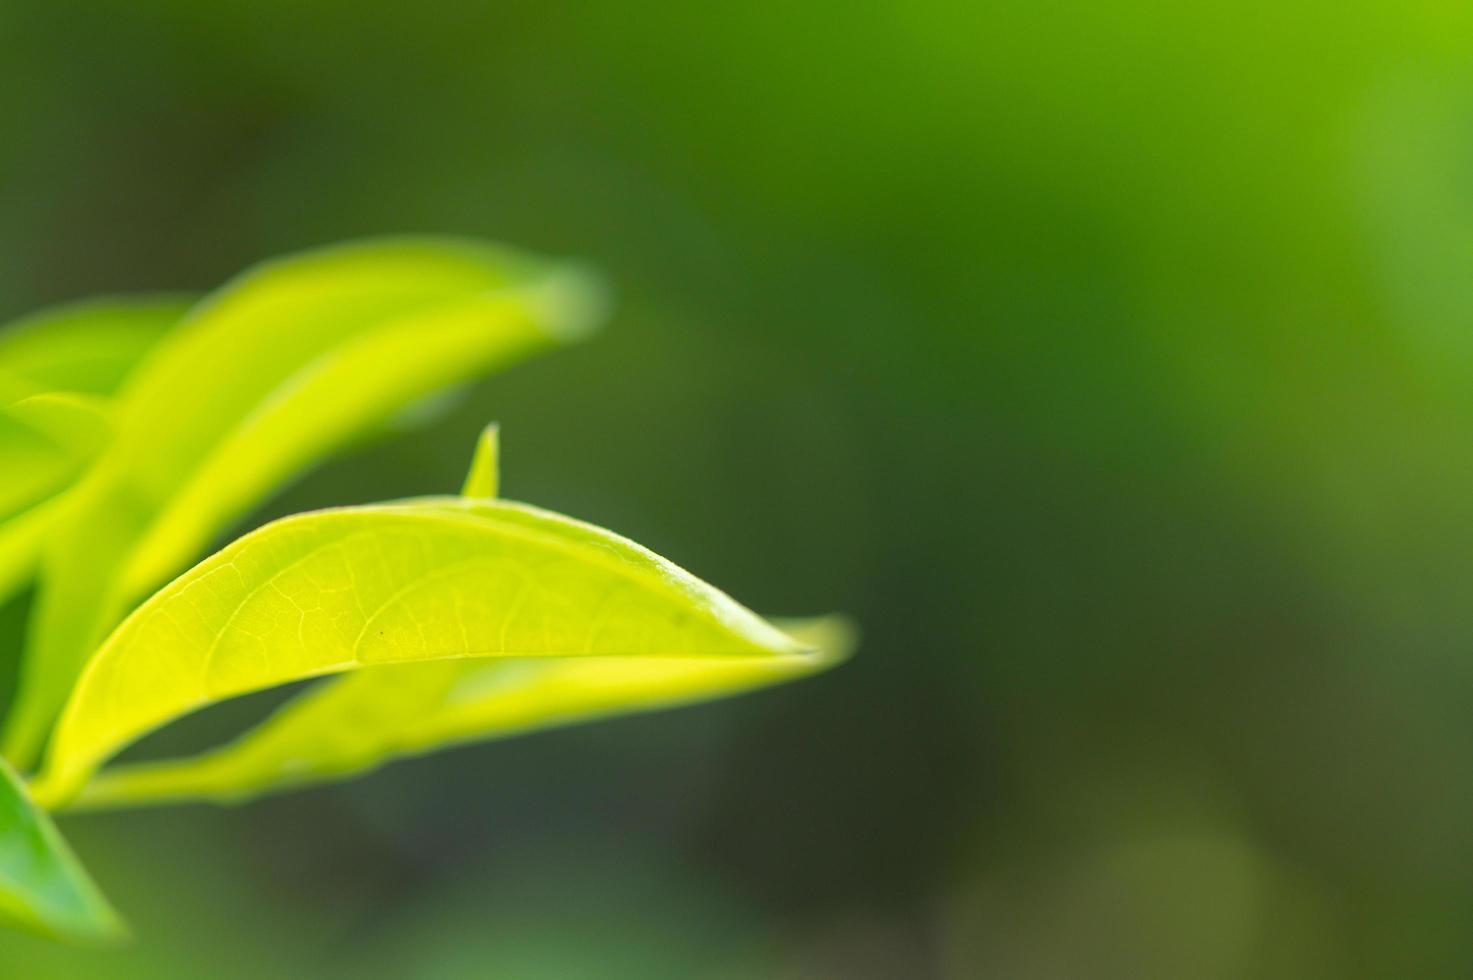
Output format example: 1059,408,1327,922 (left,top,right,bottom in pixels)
4,1,1473,976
